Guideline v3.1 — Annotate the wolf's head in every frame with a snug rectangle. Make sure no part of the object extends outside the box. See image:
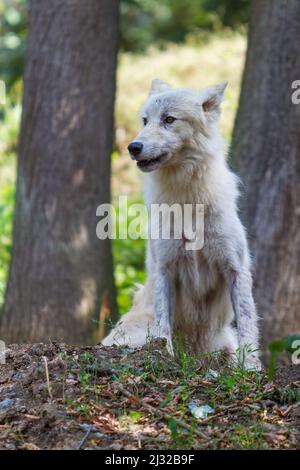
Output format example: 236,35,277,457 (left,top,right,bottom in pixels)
128,79,227,173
